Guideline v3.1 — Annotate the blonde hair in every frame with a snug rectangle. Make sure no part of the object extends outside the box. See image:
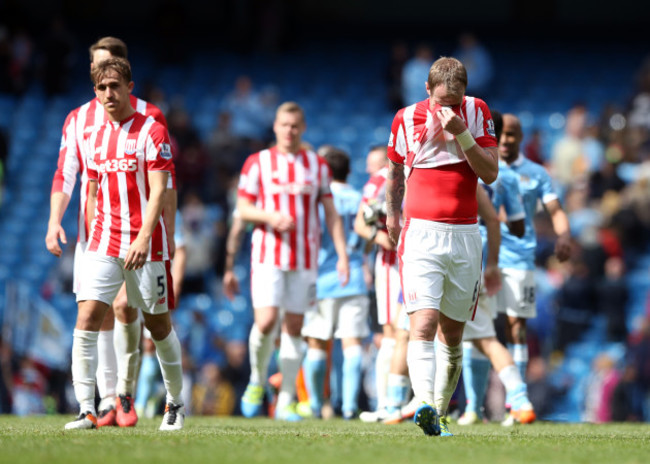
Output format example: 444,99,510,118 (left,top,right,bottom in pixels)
428,57,467,96
275,101,305,123
91,57,132,85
